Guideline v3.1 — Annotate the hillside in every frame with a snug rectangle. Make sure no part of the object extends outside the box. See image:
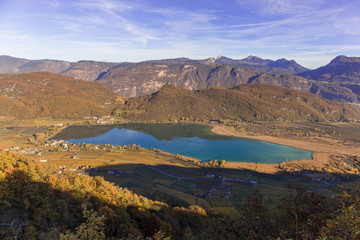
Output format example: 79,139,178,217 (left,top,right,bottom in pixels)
1,149,358,239
0,72,117,118
115,84,360,122
0,151,242,239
